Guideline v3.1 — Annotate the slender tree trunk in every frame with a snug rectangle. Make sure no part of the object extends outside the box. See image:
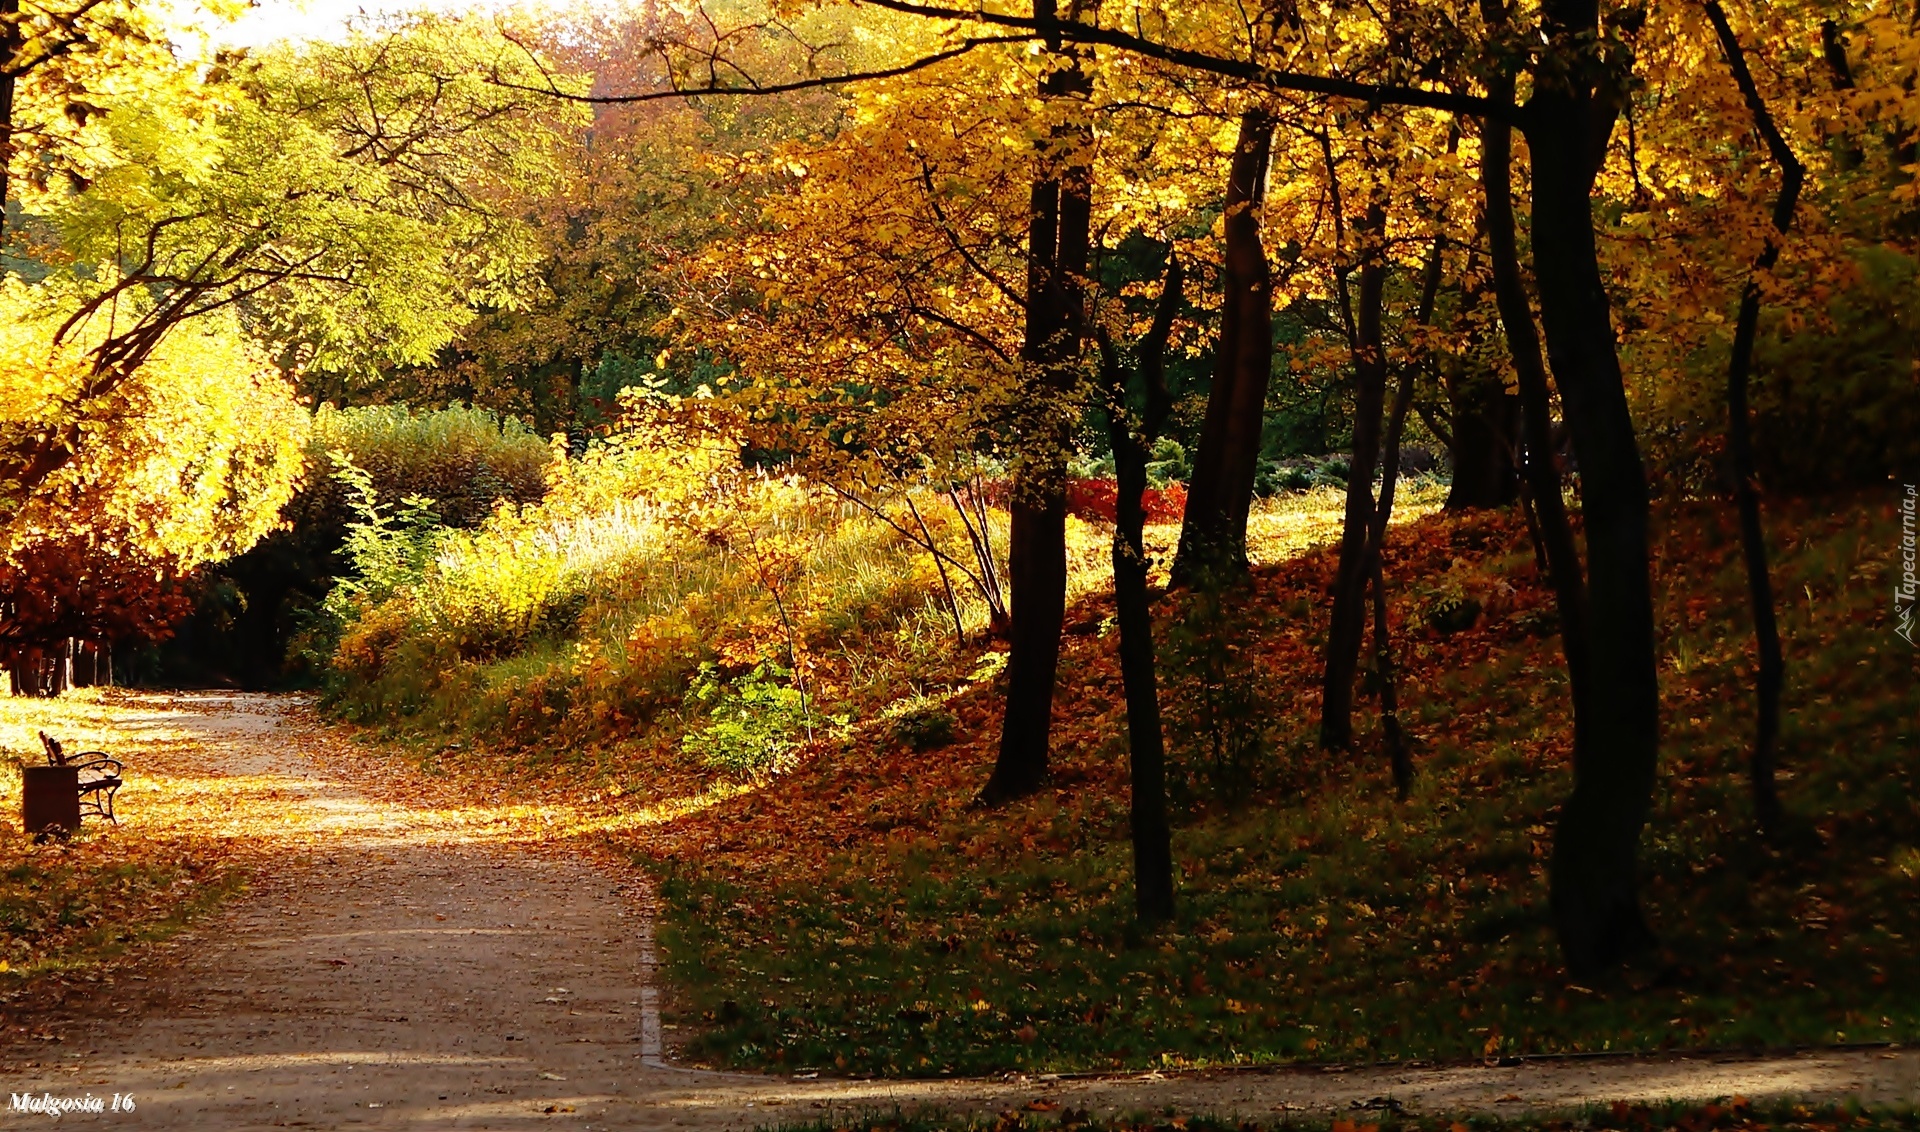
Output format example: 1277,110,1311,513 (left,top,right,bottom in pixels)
1368,361,1418,796
0,0,18,252
982,3,1091,804
1703,0,1803,837
1444,368,1520,510
1354,235,1441,790
1172,110,1275,585
1319,205,1387,751
1099,255,1183,923
1482,81,1594,755
908,496,968,643
1523,0,1662,977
